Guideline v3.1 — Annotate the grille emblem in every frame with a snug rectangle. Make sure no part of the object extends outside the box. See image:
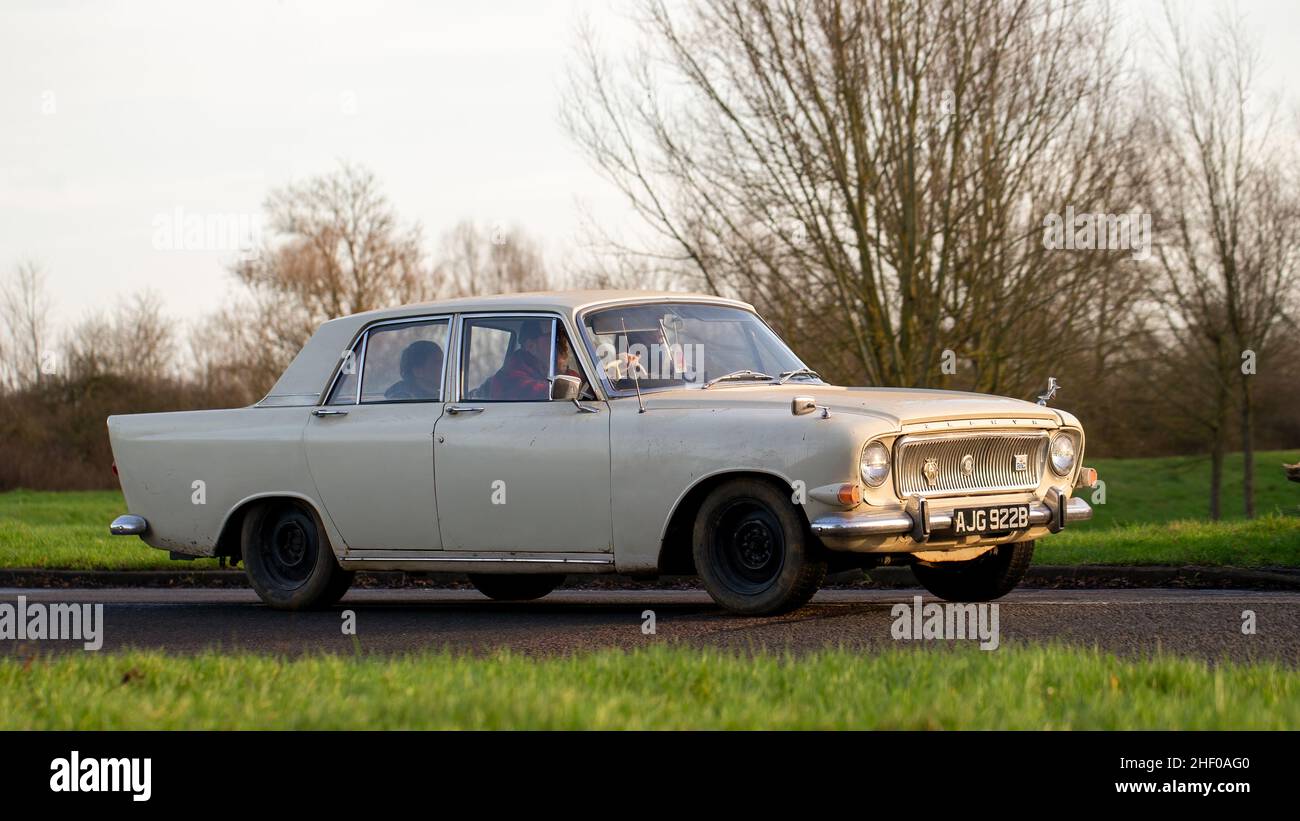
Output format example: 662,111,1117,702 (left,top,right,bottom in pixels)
960,454,974,476
1014,453,1028,472
922,458,940,487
